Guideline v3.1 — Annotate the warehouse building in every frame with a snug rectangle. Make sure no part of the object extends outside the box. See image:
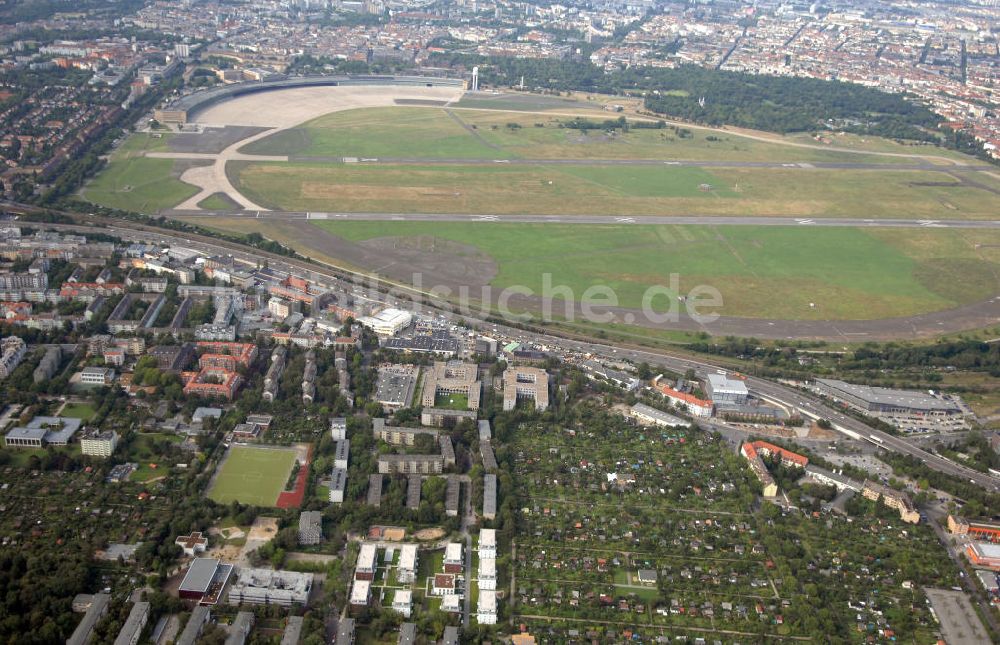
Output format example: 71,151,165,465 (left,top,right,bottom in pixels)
815,378,962,416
